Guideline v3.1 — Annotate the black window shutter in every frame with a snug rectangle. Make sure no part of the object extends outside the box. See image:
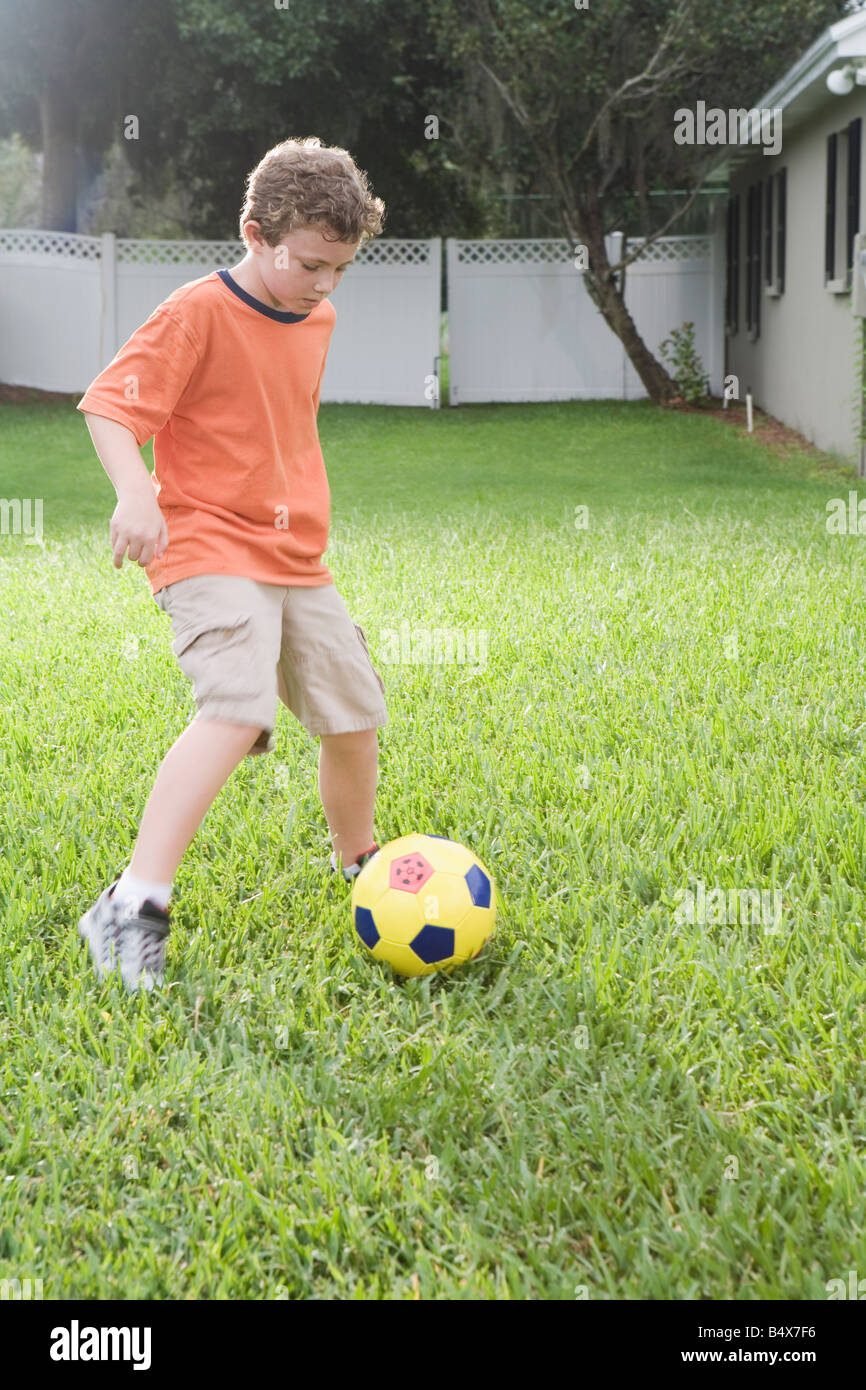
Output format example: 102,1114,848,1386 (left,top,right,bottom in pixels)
753,182,762,335
777,168,786,293
726,197,734,328
746,185,754,331
731,194,739,334
764,179,773,285
725,198,731,325
847,117,861,278
826,132,837,282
